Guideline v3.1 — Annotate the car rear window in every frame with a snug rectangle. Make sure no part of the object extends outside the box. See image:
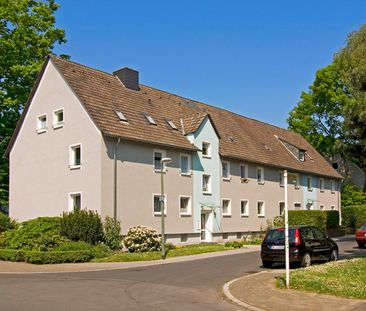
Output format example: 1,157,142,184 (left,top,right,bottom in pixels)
264,229,297,243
